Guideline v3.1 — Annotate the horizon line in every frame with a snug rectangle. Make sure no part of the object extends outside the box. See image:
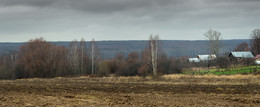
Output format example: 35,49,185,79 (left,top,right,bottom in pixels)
0,38,251,43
